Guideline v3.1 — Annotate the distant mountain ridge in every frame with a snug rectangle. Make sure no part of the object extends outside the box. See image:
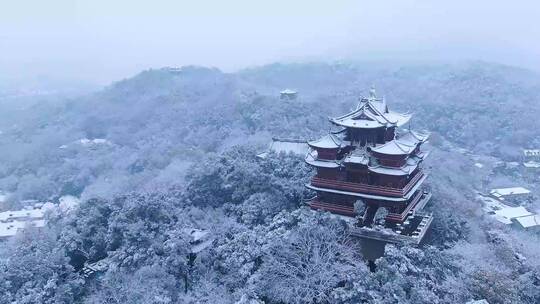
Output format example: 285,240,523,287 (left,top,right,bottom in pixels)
0,61,538,204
